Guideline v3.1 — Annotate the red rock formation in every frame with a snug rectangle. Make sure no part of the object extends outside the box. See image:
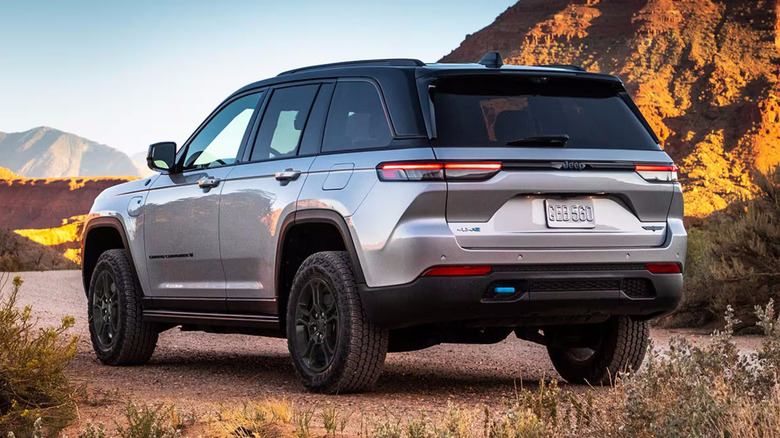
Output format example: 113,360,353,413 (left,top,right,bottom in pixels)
442,0,780,217
0,171,135,263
